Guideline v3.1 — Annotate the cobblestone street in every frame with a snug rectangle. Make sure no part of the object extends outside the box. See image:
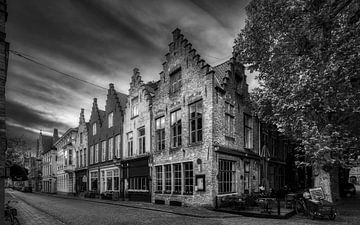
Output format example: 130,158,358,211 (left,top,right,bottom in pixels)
5,189,360,225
